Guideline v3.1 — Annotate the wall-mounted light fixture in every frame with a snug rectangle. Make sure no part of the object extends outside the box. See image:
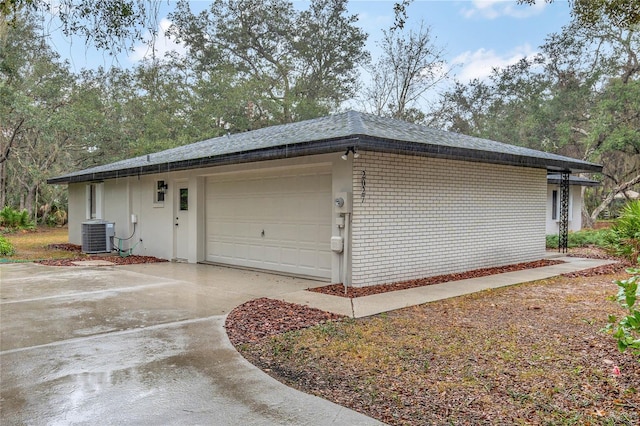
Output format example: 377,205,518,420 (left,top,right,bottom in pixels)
341,146,360,160
157,180,168,194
